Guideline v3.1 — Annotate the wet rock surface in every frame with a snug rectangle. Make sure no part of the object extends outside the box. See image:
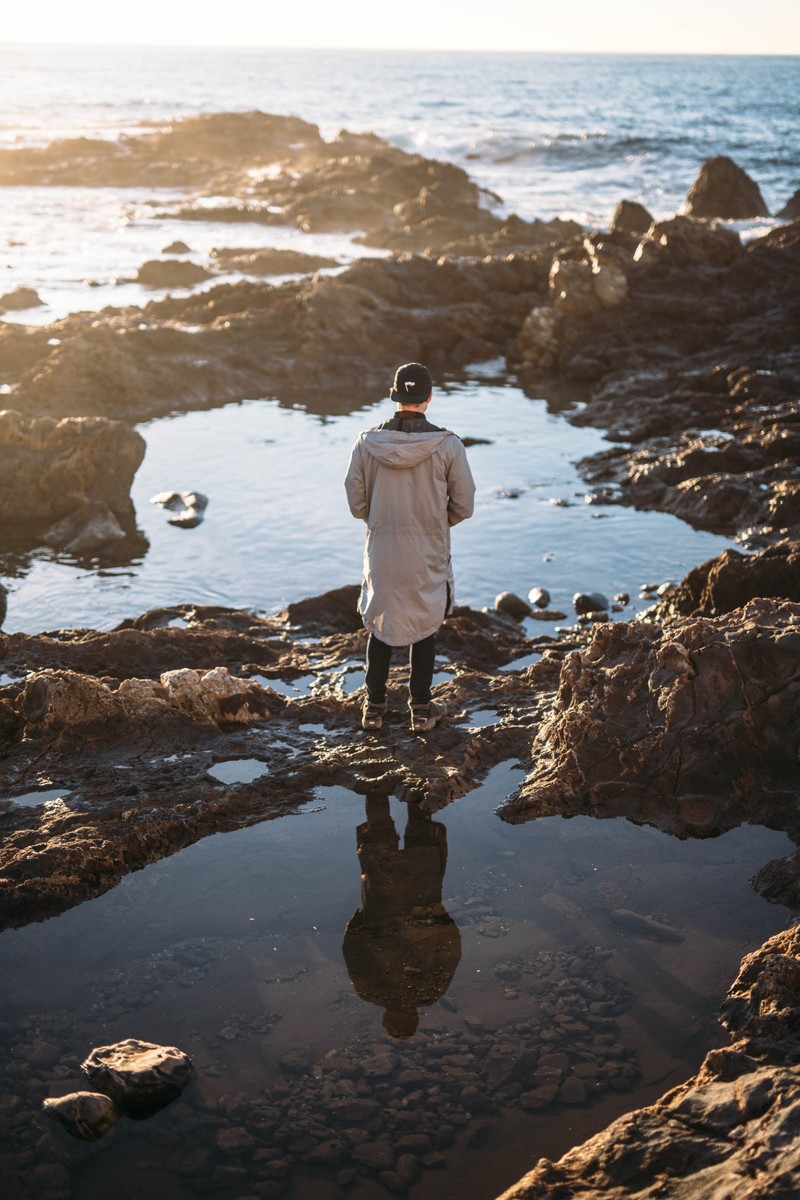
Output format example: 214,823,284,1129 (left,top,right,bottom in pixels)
81,1038,193,1116
553,222,800,545
42,1091,120,1141
1,252,554,421
151,490,209,528
646,541,800,621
